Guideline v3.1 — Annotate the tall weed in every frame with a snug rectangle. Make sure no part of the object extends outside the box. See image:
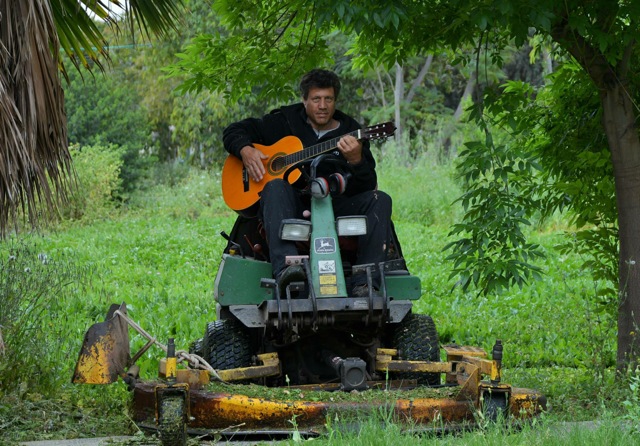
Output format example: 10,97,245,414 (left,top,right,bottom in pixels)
623,368,640,432
0,239,90,394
